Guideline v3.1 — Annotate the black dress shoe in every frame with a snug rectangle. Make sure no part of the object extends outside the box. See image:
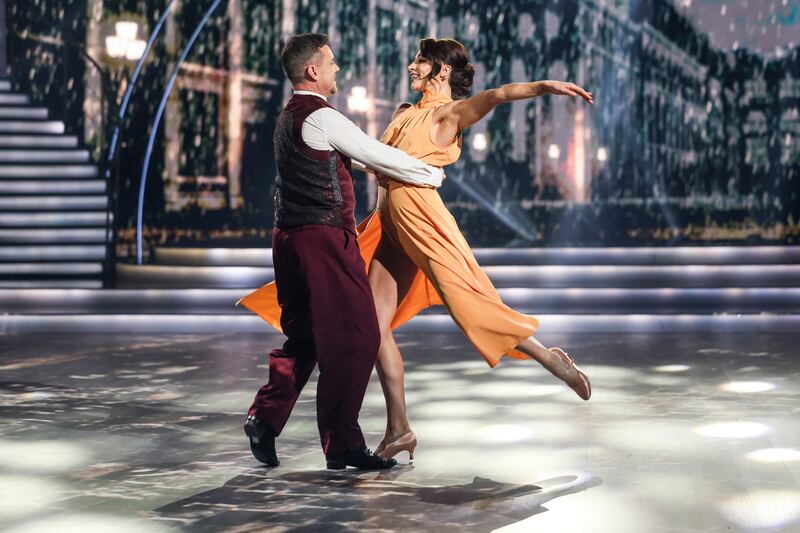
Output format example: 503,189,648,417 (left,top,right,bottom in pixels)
326,446,397,470
244,415,279,466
